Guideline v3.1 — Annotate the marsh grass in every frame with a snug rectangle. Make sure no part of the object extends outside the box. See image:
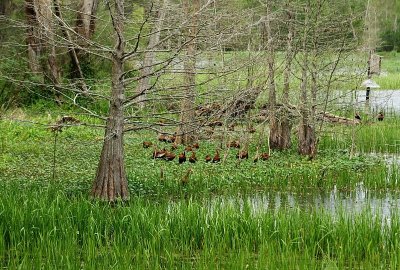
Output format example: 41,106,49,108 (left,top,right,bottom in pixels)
0,114,395,198
0,184,400,269
320,116,400,153
1,107,400,268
